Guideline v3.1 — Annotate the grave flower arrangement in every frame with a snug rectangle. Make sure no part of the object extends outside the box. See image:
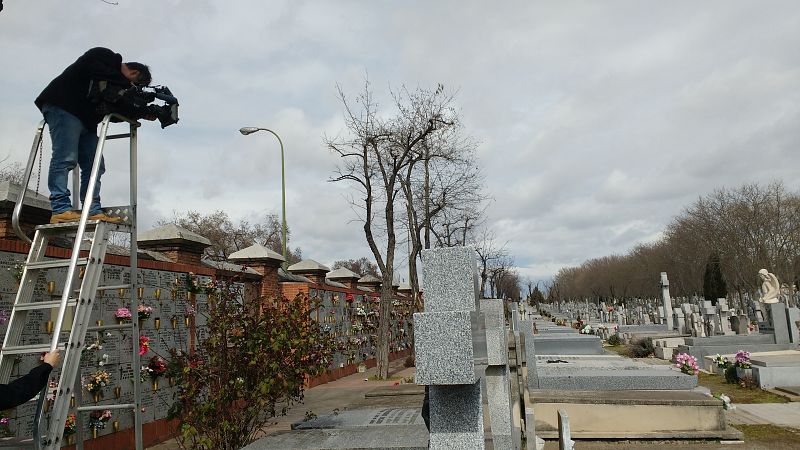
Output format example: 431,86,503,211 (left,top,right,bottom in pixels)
84,369,110,393
8,262,24,284
114,307,132,322
88,409,112,430
63,414,76,437
355,307,366,317
147,356,168,380
351,323,363,333
345,293,355,304
734,350,751,368
138,304,154,320
139,336,151,356
675,353,699,375
0,413,11,438
713,393,734,410
713,354,731,369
